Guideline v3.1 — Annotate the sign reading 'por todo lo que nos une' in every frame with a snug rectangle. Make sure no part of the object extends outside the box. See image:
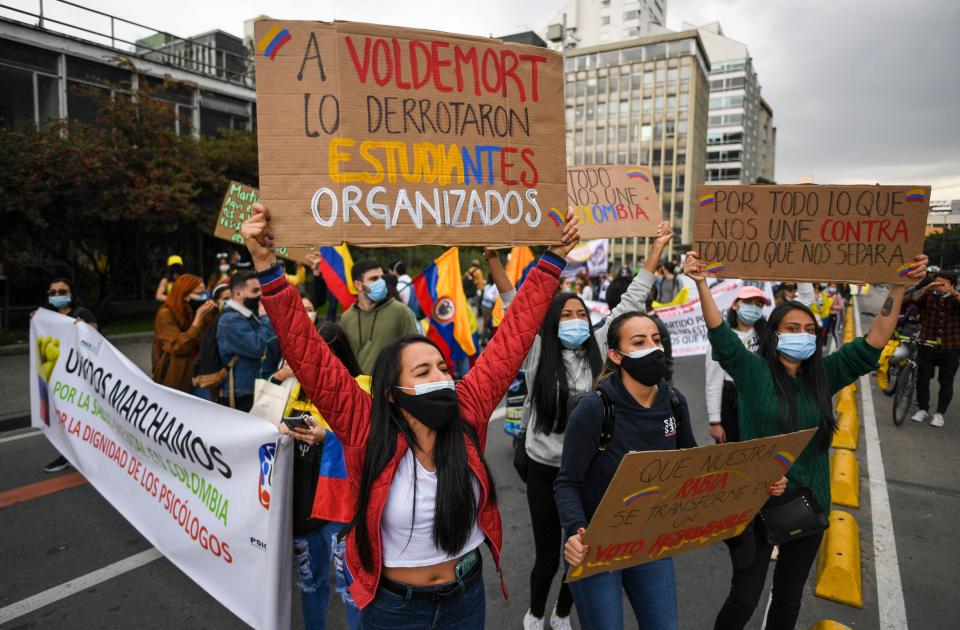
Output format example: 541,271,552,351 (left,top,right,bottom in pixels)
692,184,930,284
253,20,567,247
568,429,815,582
567,164,662,240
